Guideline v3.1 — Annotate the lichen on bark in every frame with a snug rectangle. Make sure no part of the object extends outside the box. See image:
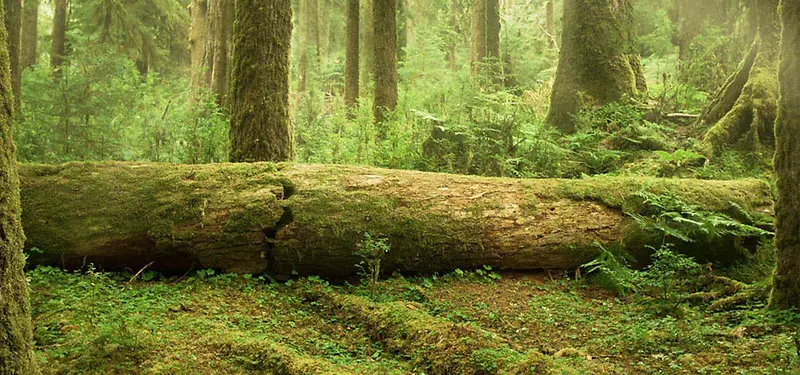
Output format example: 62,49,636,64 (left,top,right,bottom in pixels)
545,0,646,133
